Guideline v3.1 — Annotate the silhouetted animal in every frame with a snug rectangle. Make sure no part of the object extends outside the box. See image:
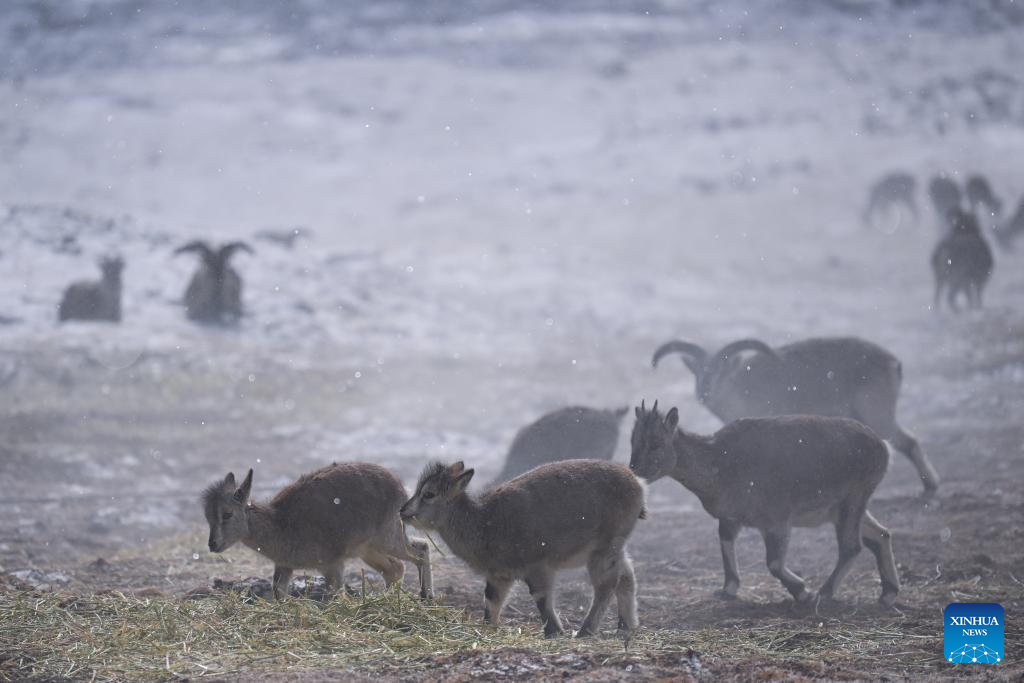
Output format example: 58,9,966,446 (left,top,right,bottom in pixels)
862,172,917,228
401,460,645,637
965,175,1003,218
629,402,899,606
652,336,938,495
58,256,123,322
931,208,993,311
202,463,432,600
174,240,253,323
490,406,628,485
928,176,962,228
